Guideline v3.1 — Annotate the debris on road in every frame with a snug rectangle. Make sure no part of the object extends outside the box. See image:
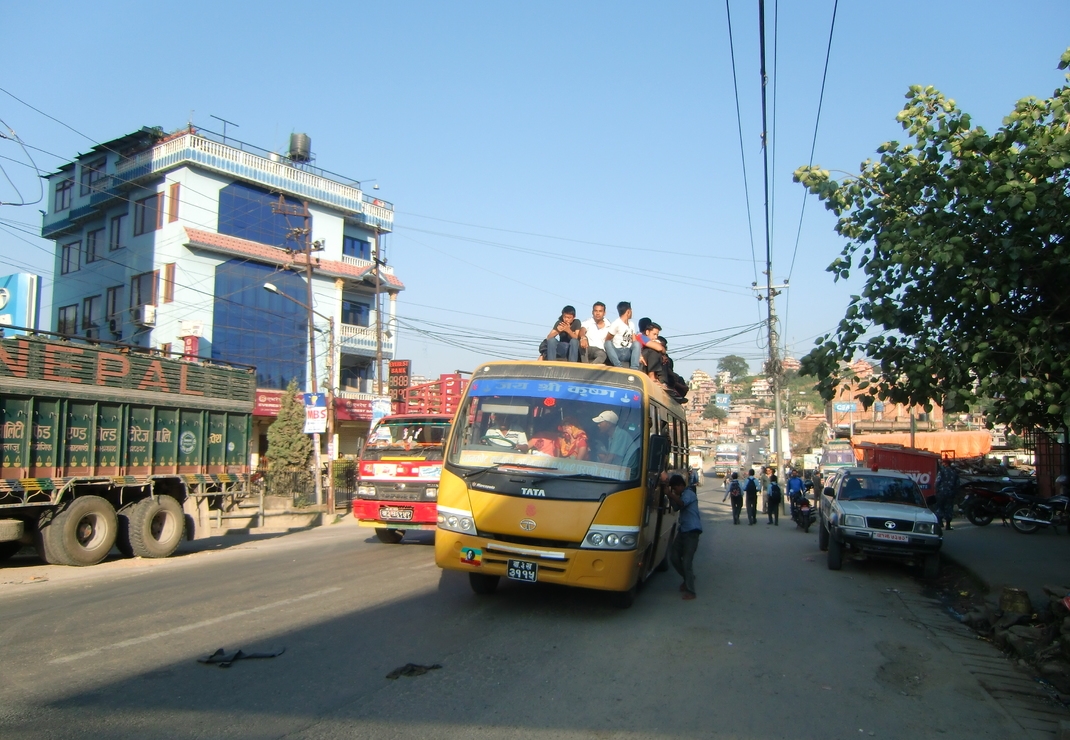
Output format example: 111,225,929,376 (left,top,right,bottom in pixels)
386,663,442,679
198,647,286,668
